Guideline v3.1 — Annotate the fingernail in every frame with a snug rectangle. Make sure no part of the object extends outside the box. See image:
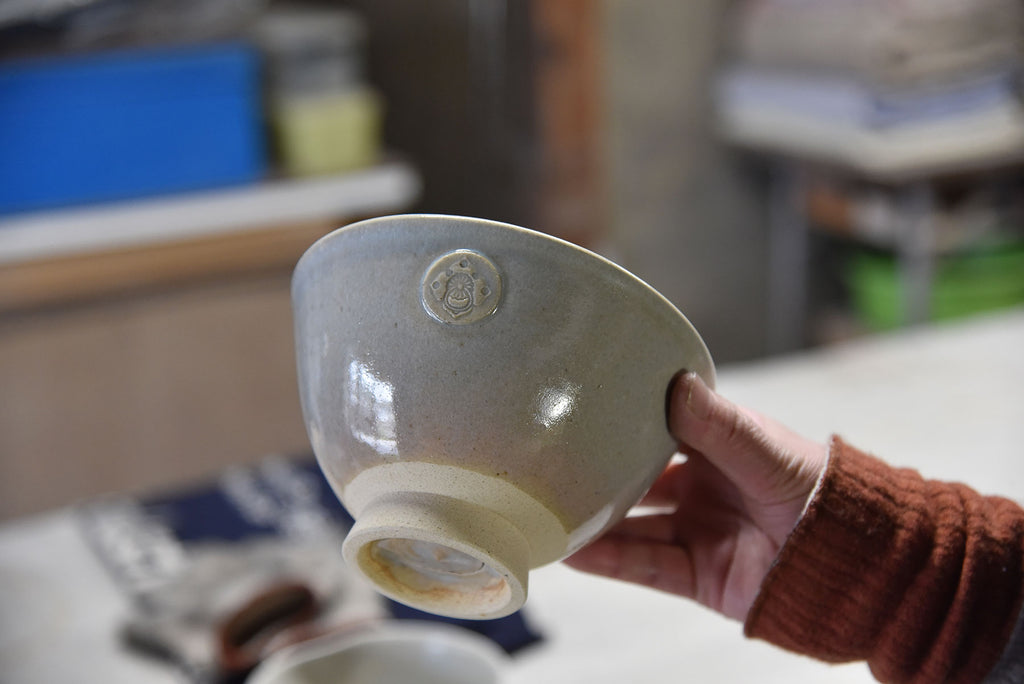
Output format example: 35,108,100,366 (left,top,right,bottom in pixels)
684,372,713,420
